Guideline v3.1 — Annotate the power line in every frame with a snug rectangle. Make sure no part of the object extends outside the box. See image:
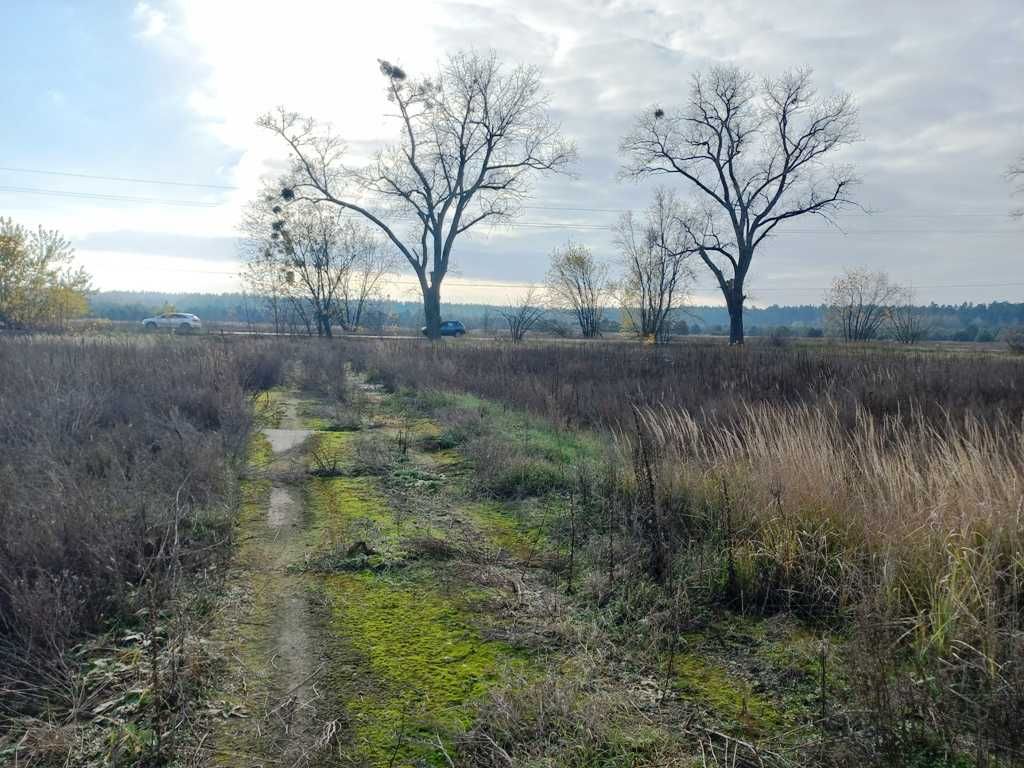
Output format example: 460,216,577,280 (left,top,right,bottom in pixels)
2,165,1022,220
0,166,236,190
0,185,221,208
3,185,1020,236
